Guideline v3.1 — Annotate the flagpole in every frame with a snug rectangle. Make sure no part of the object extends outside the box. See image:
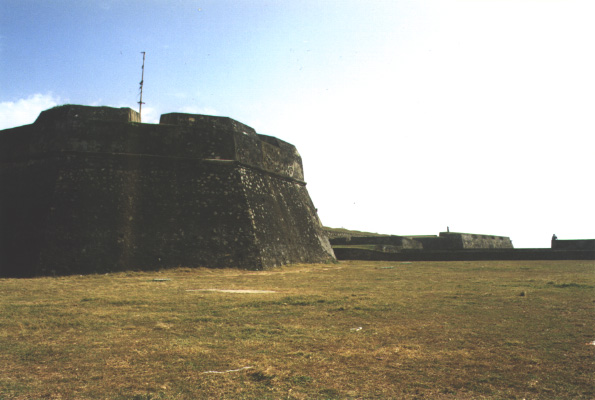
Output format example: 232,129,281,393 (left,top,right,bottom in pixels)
138,51,146,121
